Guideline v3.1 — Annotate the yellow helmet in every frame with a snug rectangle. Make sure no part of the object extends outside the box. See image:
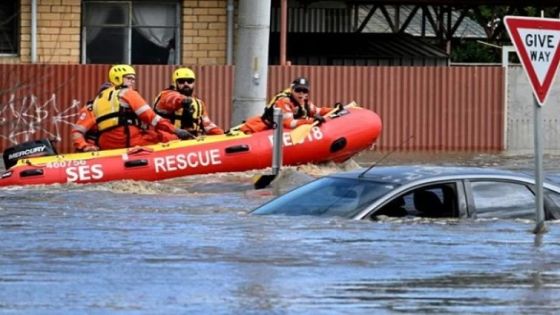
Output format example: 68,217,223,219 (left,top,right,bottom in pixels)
172,67,196,85
108,64,136,86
